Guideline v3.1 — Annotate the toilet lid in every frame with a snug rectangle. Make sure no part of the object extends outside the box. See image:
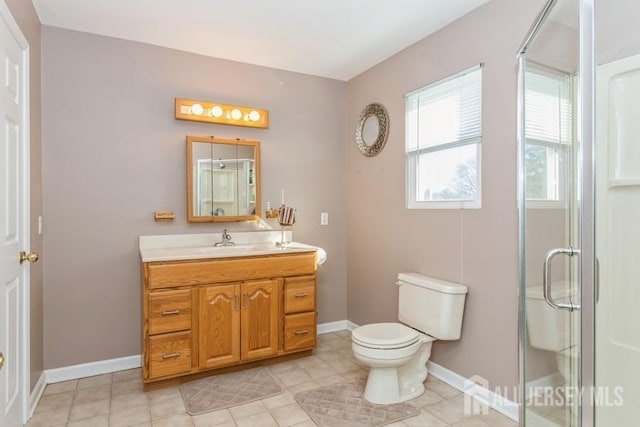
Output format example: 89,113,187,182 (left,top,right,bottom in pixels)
352,323,421,349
